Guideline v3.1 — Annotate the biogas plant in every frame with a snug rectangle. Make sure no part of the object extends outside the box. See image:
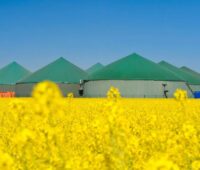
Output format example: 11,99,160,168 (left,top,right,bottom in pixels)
0,53,200,98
